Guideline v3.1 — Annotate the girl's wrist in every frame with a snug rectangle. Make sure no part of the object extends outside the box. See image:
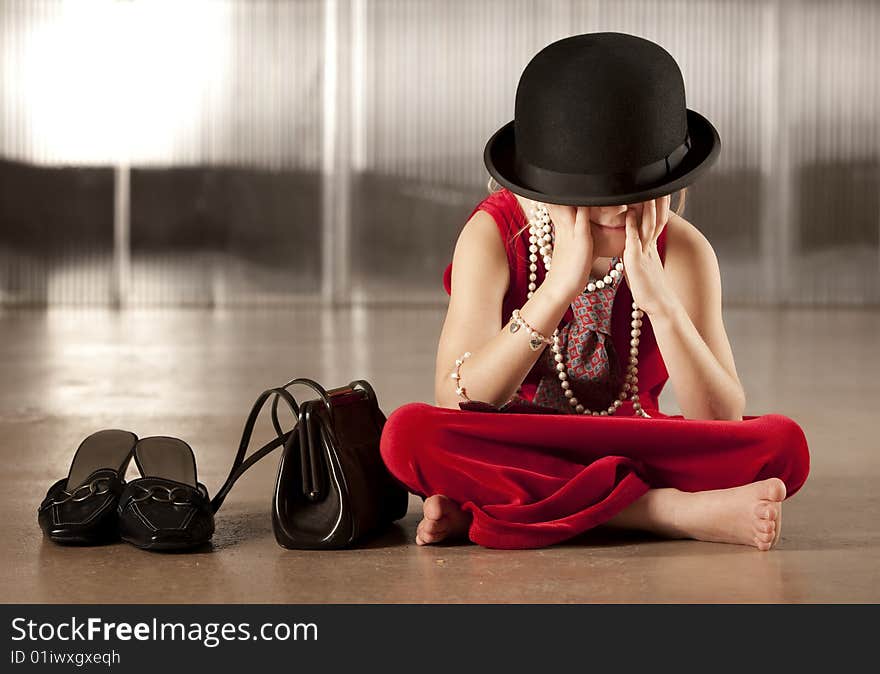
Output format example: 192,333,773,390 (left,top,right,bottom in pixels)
539,274,577,306
645,290,685,326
